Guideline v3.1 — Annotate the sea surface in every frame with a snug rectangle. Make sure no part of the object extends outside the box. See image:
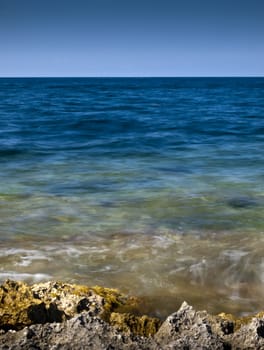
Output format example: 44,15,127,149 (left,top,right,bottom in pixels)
0,77,264,318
